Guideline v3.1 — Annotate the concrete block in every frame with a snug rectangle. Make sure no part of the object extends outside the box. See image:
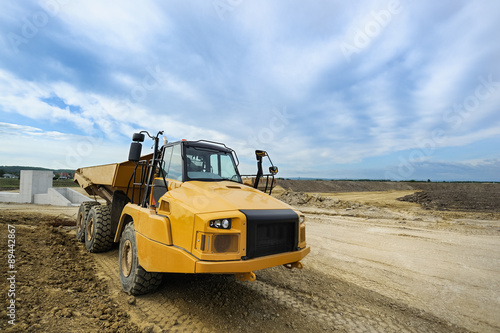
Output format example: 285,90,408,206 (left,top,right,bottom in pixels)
54,188,89,205
0,170,89,206
33,193,50,205
19,170,53,203
0,192,21,203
